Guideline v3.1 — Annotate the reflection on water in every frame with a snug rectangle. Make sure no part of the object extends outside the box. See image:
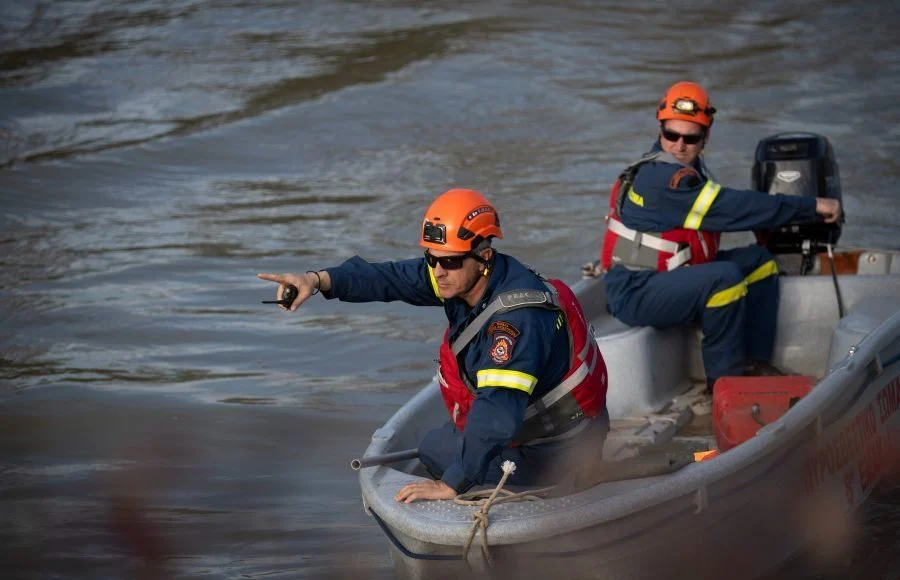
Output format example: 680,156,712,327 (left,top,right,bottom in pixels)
1,0,899,578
